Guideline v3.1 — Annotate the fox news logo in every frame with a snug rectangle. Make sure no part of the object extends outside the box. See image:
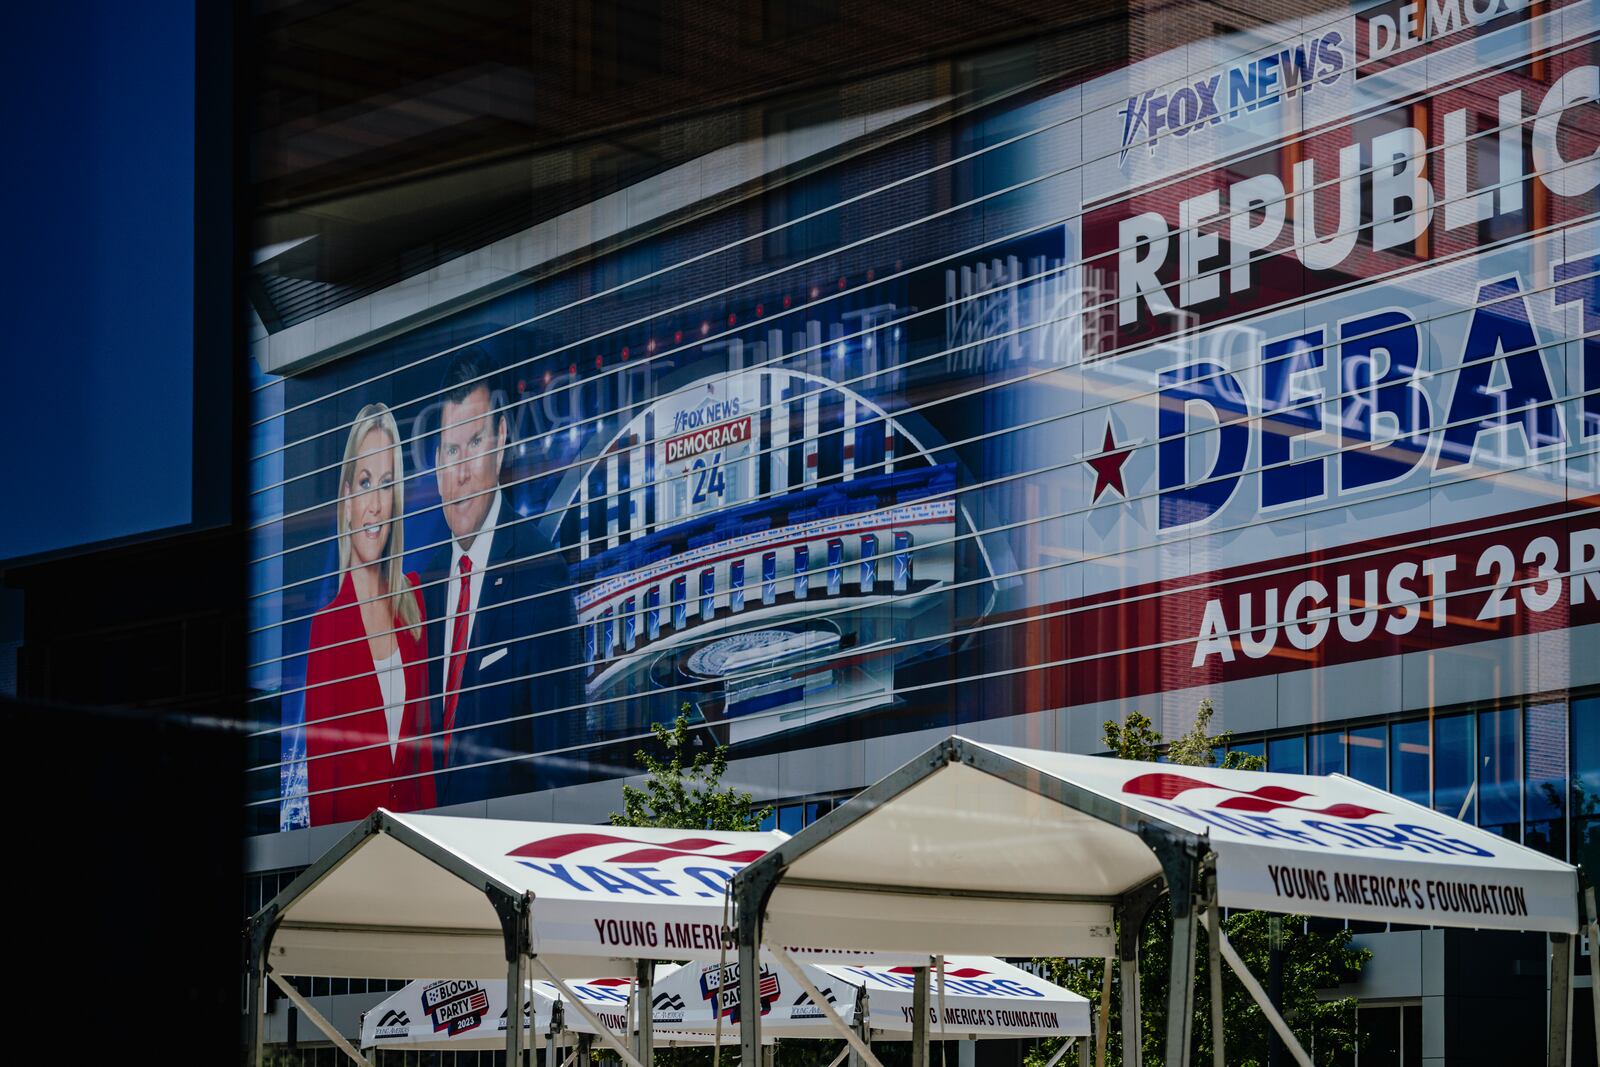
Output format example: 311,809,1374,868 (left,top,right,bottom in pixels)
672,394,741,434
1118,31,1346,166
